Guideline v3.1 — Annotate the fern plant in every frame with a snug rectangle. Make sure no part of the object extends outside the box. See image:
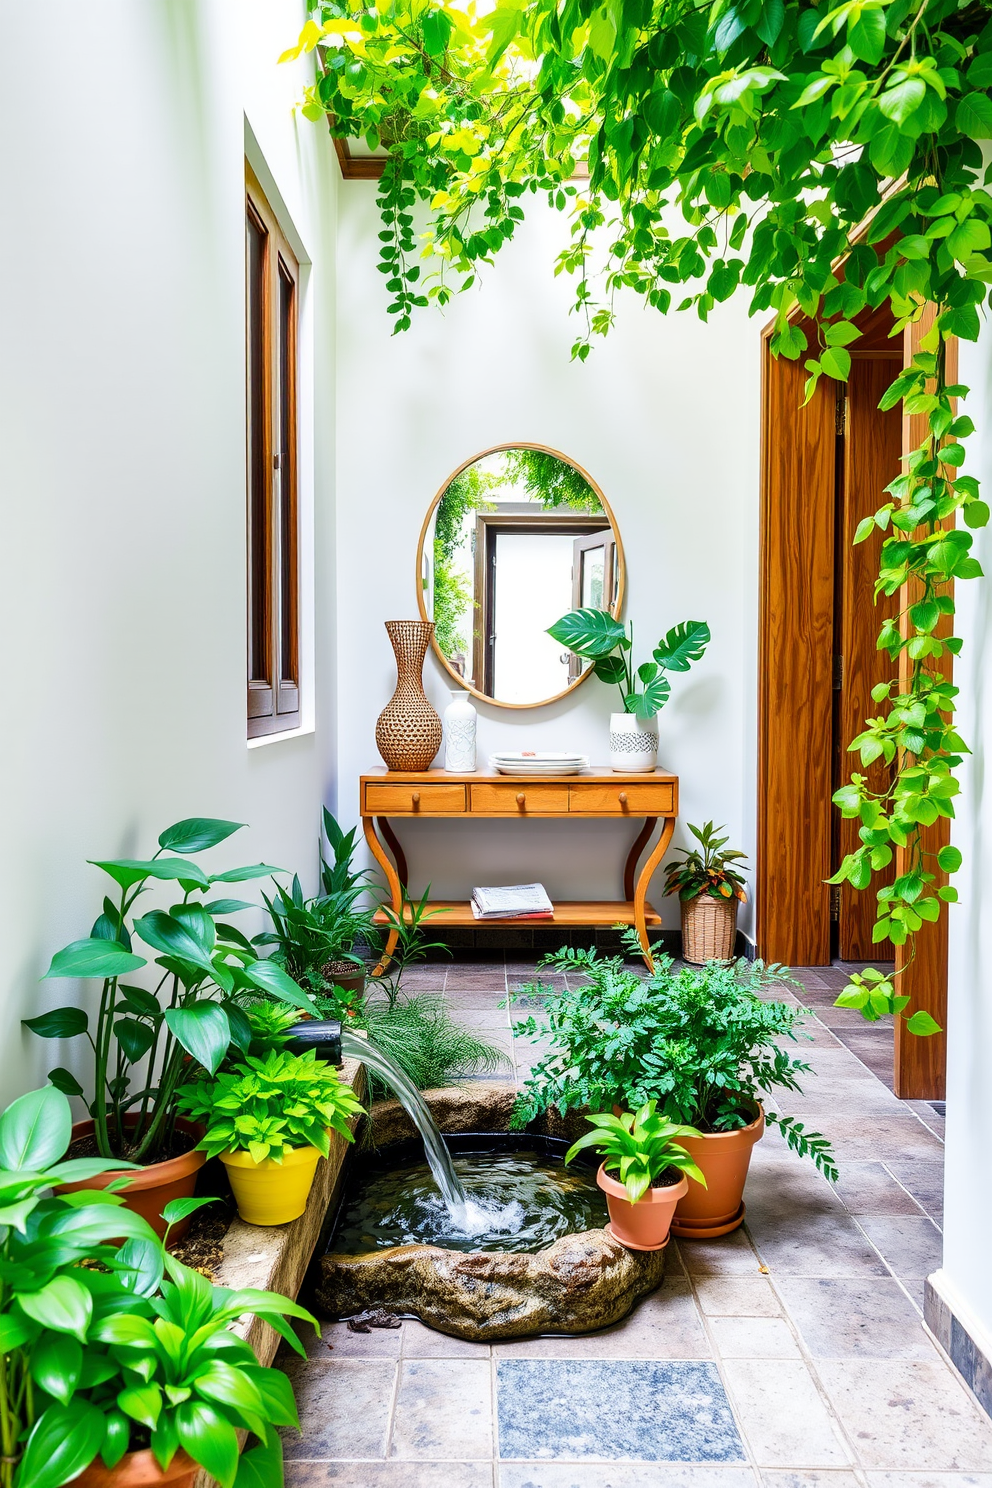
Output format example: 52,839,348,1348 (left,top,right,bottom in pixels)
510,931,837,1181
